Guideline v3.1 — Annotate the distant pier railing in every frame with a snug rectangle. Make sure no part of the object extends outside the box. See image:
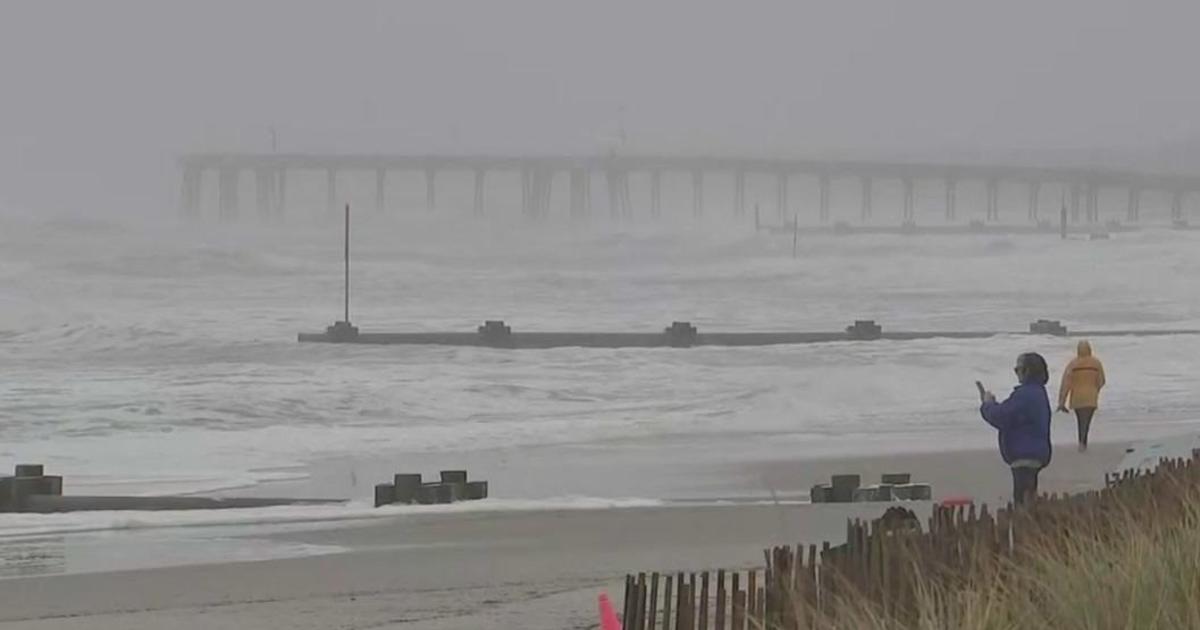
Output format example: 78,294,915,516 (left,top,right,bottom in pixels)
178,152,1199,225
